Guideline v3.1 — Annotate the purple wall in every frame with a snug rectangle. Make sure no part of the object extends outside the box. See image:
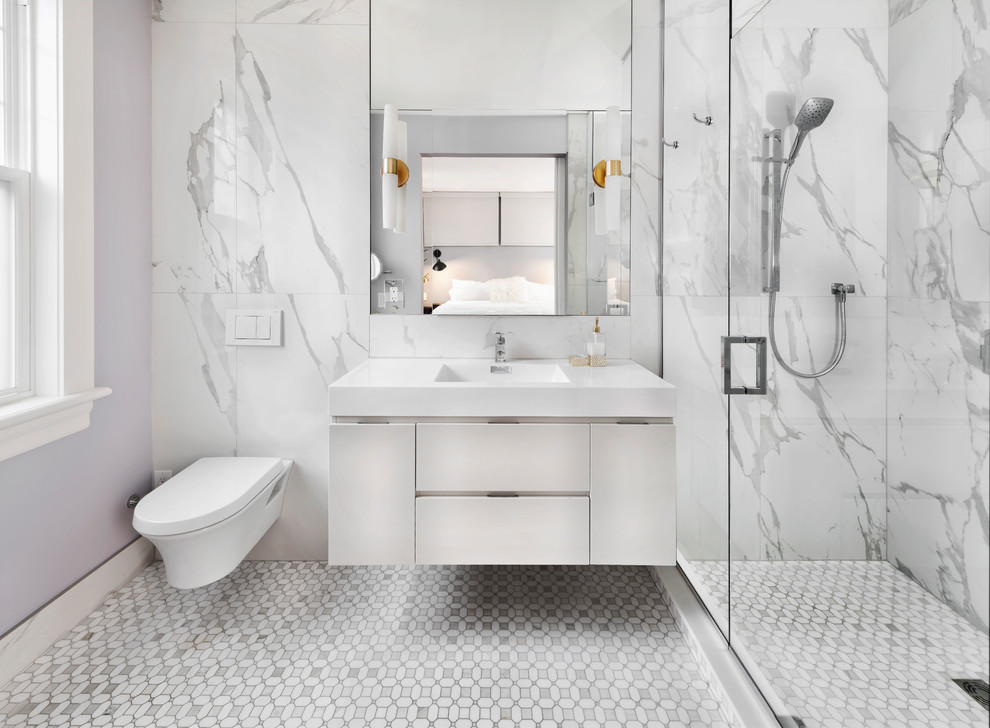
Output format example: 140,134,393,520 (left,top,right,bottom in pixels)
0,0,152,636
